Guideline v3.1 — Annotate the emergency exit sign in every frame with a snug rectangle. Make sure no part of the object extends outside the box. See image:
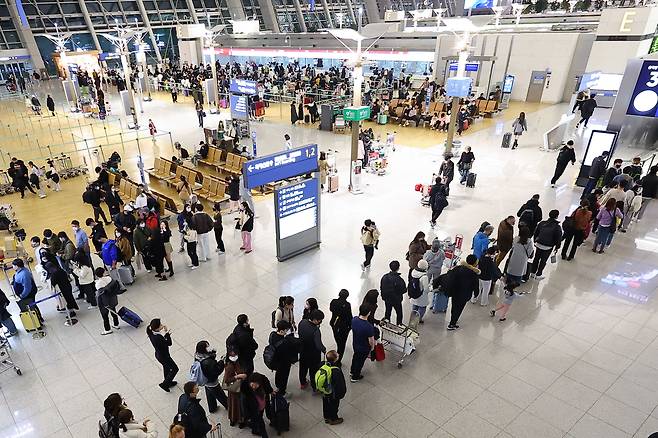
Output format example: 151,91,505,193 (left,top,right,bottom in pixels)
343,106,371,121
